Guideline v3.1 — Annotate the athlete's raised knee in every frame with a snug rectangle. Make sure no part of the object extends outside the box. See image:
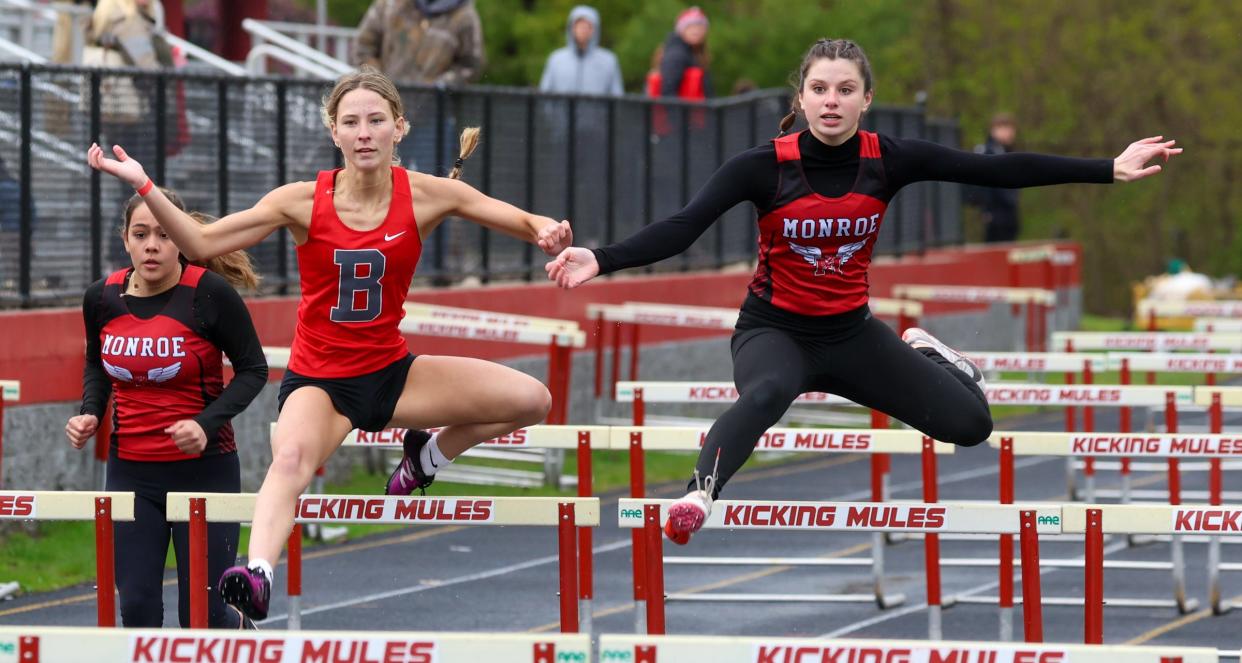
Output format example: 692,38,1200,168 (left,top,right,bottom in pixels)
739,378,800,419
